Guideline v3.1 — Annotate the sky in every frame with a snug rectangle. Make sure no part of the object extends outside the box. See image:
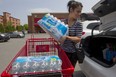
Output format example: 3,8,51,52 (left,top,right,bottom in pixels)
0,0,100,25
